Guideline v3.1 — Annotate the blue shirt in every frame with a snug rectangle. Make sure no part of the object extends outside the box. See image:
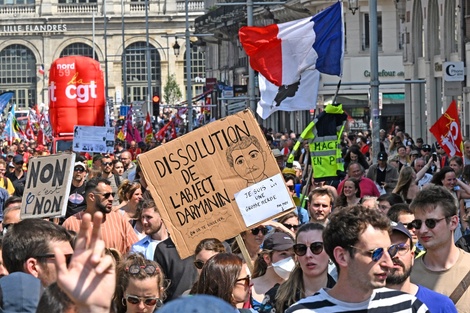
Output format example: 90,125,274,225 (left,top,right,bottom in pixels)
131,235,161,260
